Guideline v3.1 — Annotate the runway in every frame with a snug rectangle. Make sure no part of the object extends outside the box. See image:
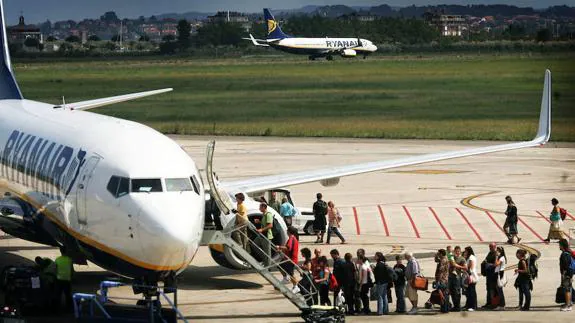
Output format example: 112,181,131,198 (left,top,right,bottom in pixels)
1,136,574,322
